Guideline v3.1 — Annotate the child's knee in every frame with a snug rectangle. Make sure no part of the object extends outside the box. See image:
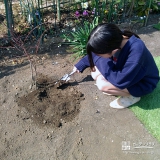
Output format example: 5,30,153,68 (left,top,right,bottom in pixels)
91,71,100,80
97,83,104,91
91,66,101,80
96,76,108,91
97,82,108,91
